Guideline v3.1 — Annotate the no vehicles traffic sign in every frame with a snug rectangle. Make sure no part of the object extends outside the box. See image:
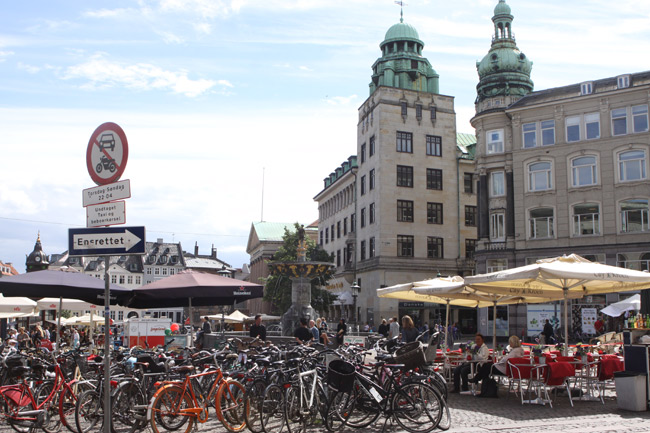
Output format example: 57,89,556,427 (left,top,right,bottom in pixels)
86,122,129,186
